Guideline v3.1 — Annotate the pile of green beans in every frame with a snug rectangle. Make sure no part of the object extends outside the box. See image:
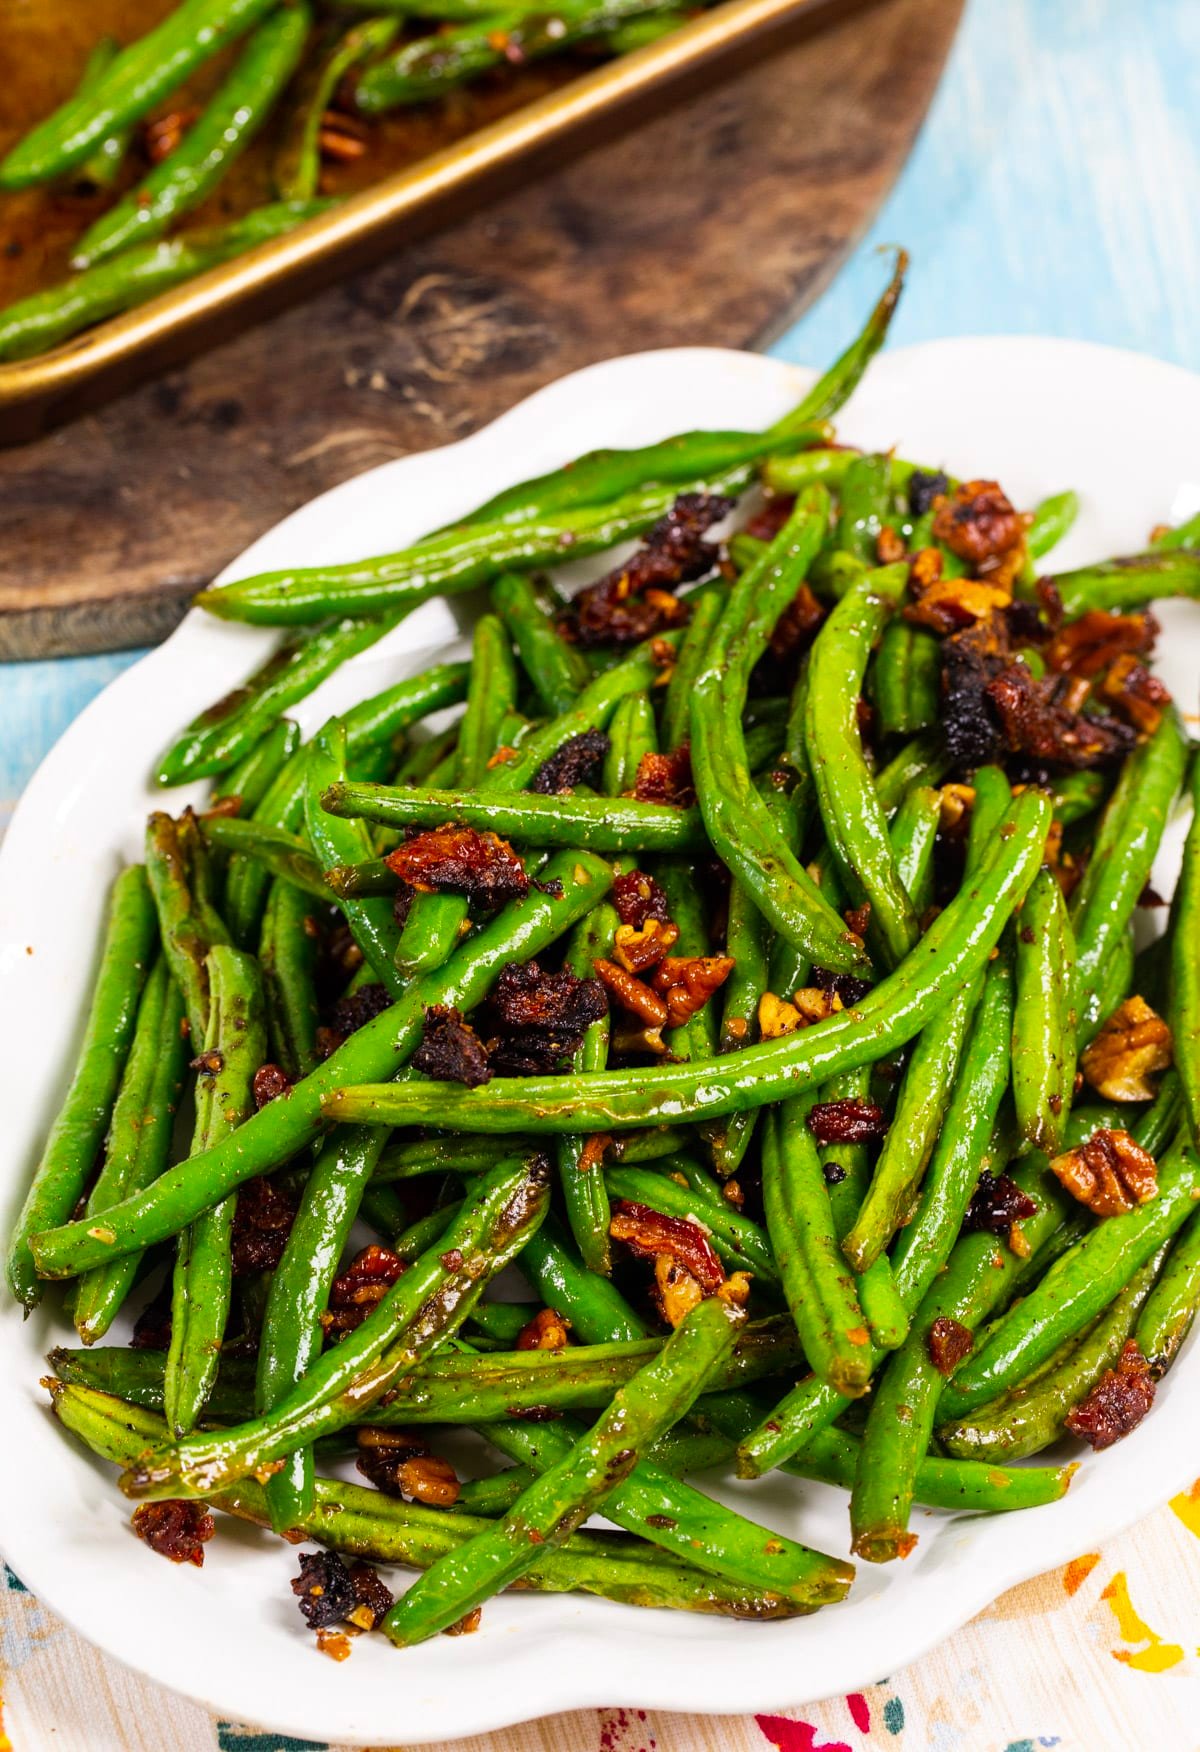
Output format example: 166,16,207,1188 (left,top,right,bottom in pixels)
18,260,1200,1649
